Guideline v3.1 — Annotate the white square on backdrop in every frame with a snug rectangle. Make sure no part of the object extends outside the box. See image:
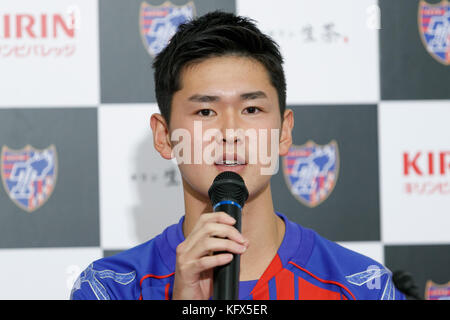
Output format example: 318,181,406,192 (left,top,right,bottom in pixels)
98,104,184,250
0,247,102,300
379,100,450,244
237,0,380,104
0,0,99,107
